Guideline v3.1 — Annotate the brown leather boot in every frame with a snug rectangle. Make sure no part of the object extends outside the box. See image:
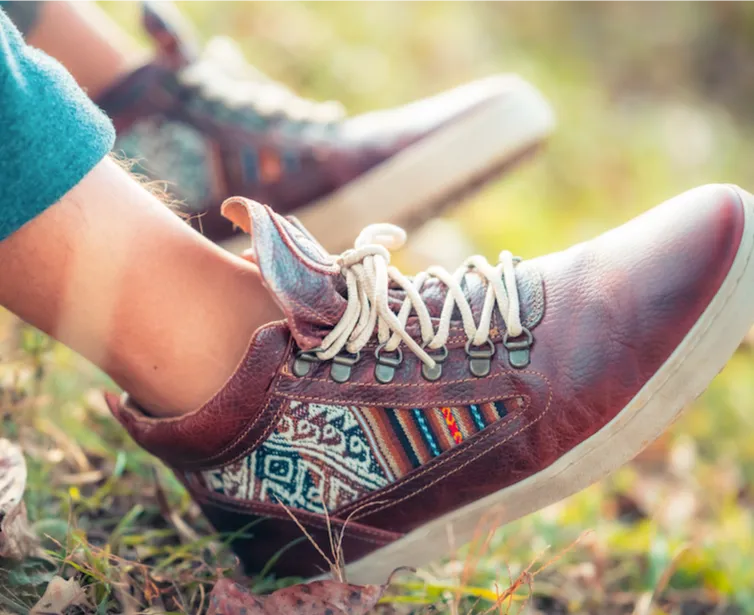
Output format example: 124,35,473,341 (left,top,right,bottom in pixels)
107,184,754,583
96,3,554,252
